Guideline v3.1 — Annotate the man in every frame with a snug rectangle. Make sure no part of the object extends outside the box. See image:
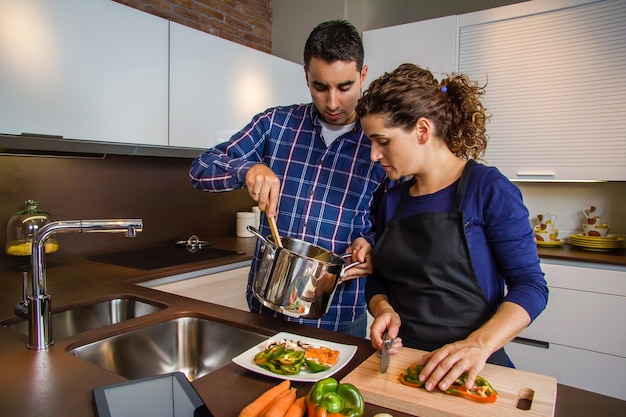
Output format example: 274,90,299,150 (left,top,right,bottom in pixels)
189,20,386,337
